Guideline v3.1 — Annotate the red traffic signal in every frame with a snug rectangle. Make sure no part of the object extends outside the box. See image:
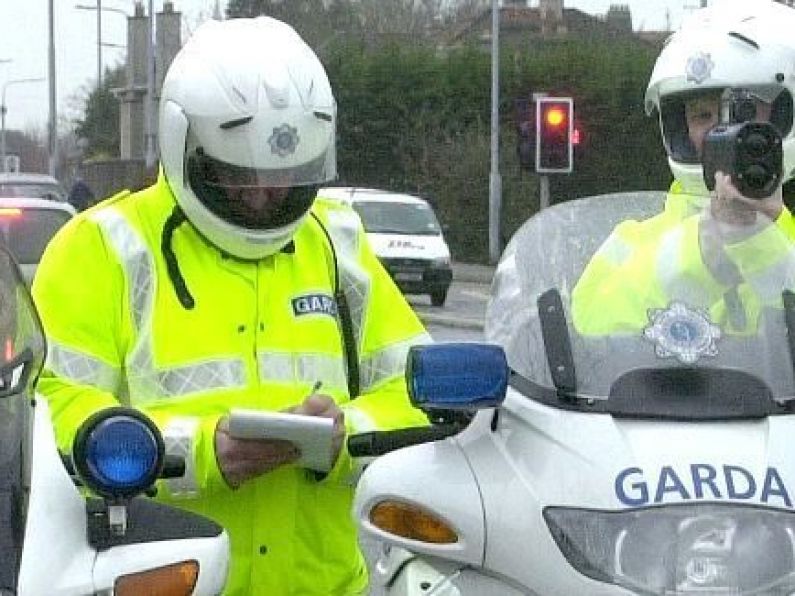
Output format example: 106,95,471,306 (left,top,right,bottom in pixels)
536,97,574,173
544,106,566,128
